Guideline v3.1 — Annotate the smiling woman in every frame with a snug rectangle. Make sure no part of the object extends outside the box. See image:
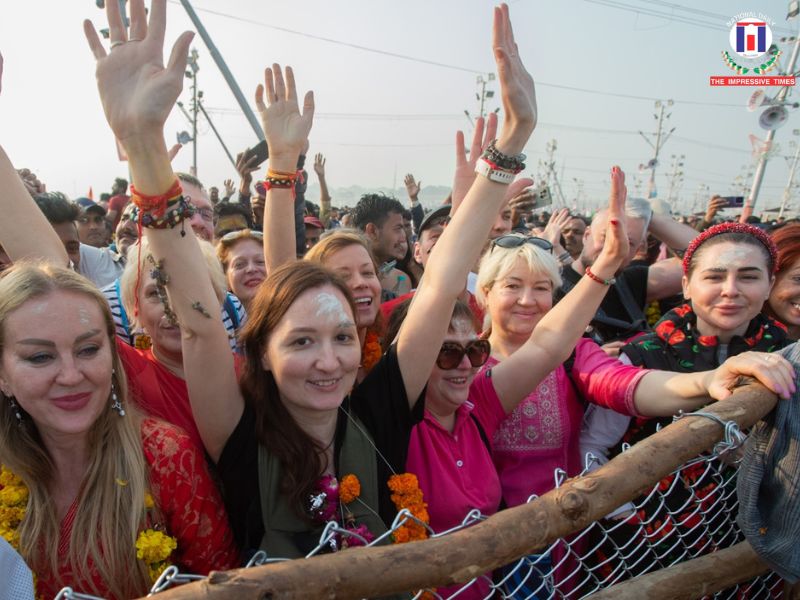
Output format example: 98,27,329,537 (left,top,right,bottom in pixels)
0,262,237,599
